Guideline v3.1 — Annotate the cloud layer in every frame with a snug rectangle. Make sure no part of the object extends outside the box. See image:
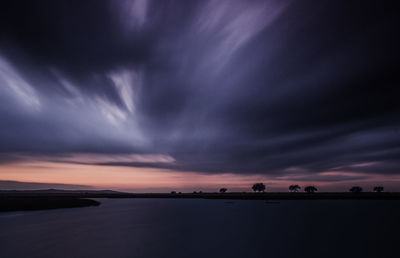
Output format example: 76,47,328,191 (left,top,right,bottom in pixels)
0,0,399,181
